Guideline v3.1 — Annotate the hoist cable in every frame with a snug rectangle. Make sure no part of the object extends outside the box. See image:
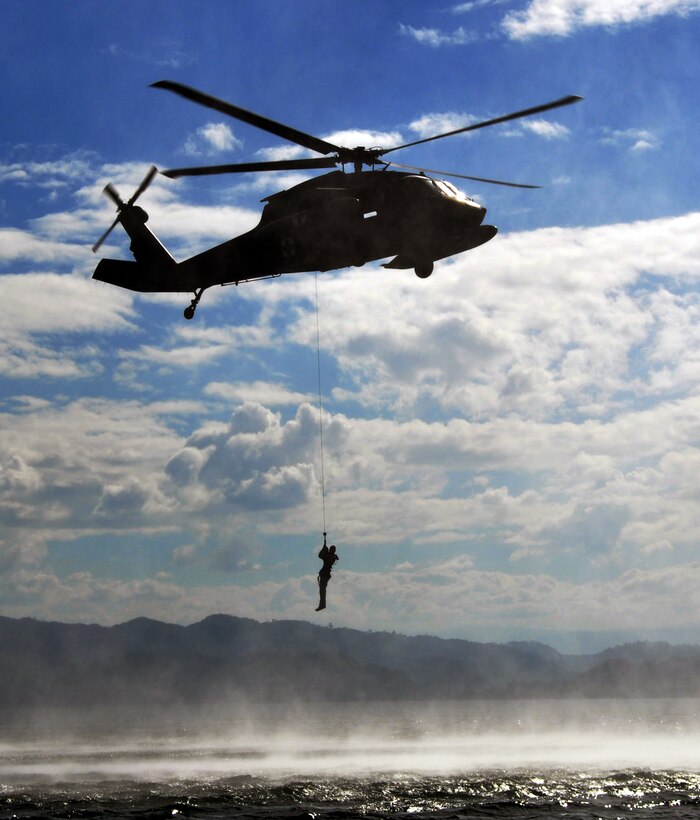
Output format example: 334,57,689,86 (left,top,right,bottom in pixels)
314,272,327,537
